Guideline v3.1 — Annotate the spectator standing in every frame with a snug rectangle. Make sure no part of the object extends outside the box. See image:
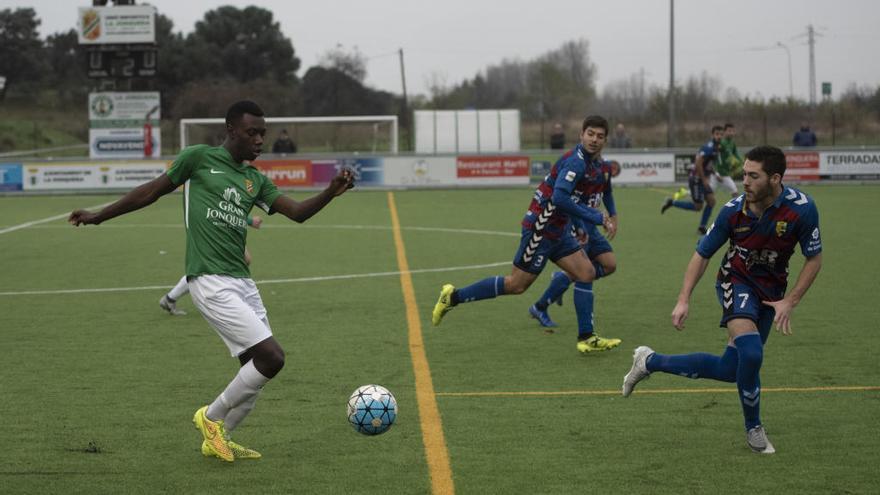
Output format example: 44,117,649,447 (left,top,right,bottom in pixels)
272,129,298,153
792,123,817,147
549,123,565,150
609,123,632,148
